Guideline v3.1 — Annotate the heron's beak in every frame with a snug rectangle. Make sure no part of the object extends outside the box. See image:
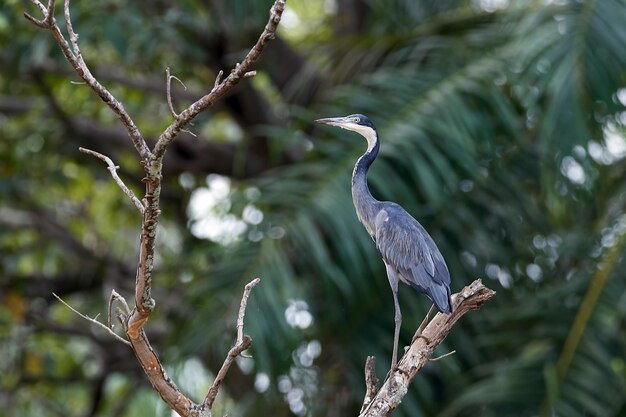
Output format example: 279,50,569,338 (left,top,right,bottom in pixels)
315,117,351,127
